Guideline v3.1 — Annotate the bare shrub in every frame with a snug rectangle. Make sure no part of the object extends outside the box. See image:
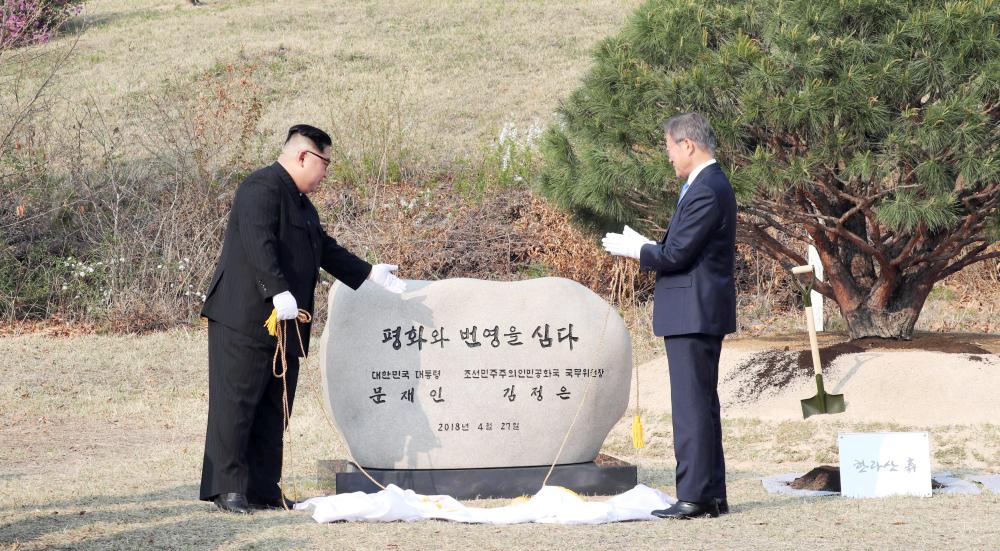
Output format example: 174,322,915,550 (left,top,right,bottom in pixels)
918,243,1000,334
1,58,266,330
0,10,80,322
91,62,266,331
325,83,411,191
